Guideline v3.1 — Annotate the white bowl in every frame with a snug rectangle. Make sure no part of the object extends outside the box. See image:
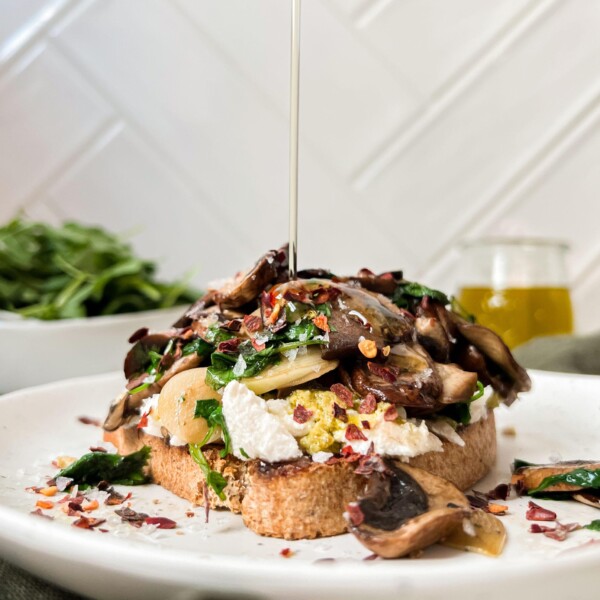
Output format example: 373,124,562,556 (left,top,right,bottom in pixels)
0,307,184,393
